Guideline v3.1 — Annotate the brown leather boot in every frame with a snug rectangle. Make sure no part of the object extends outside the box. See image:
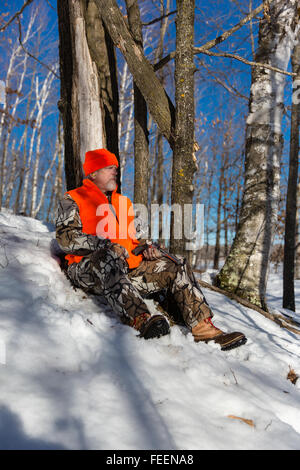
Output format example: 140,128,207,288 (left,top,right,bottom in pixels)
131,313,170,340
192,317,247,351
